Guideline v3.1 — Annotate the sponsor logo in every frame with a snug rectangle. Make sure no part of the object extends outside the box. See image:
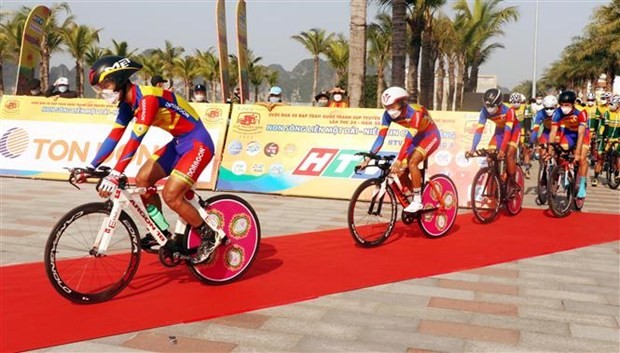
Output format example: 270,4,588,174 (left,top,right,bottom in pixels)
292,148,365,178
284,143,297,156
251,163,265,175
232,161,247,175
245,141,261,156
187,145,206,179
264,142,279,157
269,163,285,177
0,128,30,158
233,112,263,135
2,99,20,114
204,108,222,121
434,150,452,167
454,152,471,168
228,140,242,155
104,58,132,72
